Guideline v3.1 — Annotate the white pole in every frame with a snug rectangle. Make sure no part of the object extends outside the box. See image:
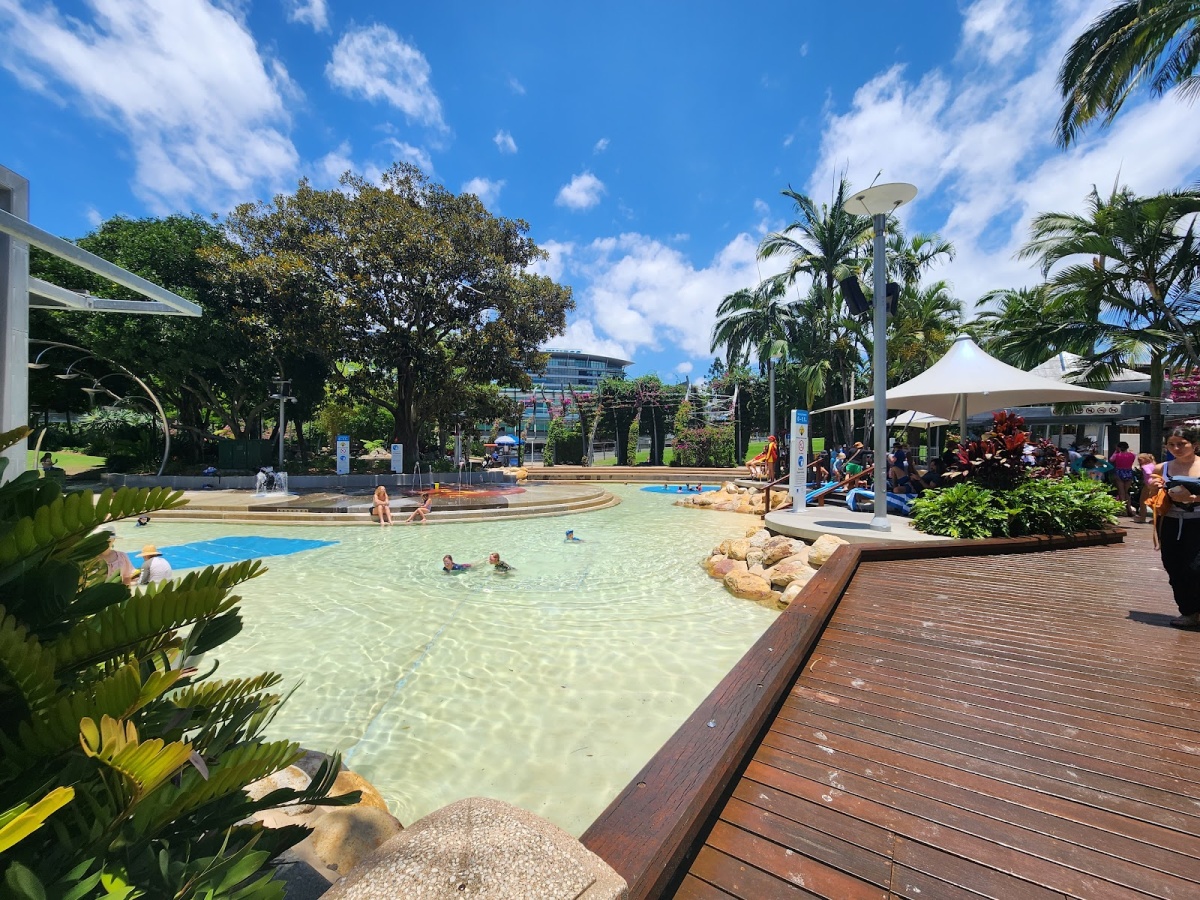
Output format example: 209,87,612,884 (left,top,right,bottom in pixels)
870,212,890,532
